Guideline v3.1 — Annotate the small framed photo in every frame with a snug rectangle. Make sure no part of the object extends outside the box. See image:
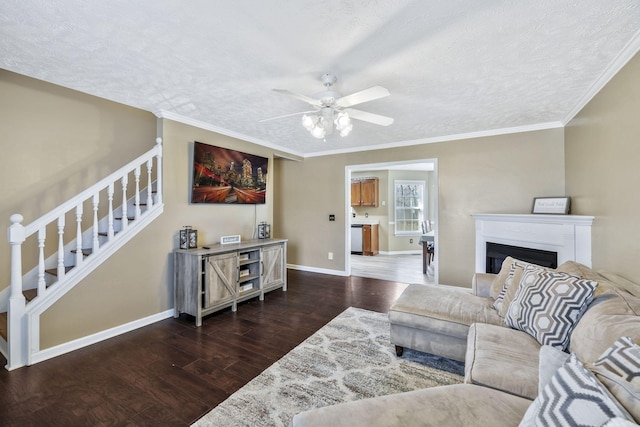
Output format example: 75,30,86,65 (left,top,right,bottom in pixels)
532,197,571,215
